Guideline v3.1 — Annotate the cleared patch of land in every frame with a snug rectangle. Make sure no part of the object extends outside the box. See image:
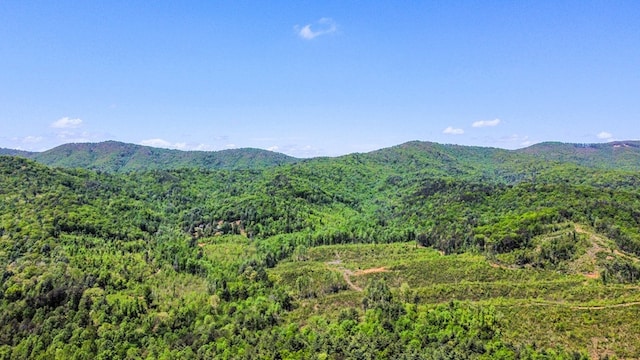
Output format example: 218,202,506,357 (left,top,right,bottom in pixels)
270,236,640,358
